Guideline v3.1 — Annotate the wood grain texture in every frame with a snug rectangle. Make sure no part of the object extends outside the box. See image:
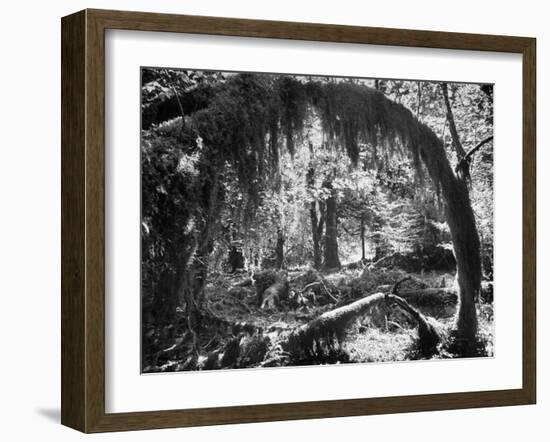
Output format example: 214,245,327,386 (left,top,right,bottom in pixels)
89,8,532,53
60,8,537,433
61,10,86,431
85,9,107,433
522,38,536,403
